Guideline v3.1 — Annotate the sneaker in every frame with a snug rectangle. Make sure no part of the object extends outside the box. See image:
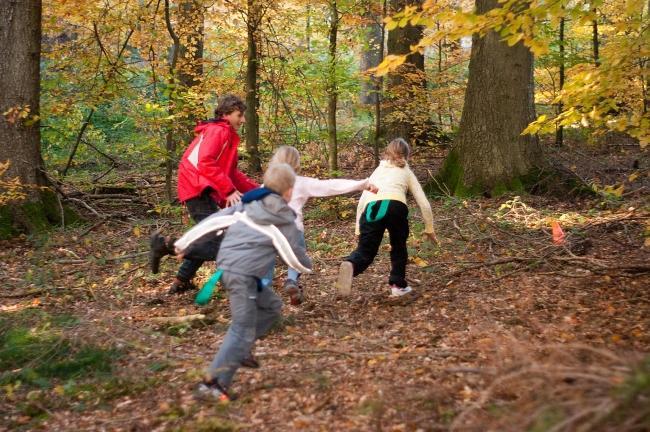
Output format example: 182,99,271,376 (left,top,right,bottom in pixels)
390,285,413,297
240,351,260,369
195,379,232,403
284,280,304,305
335,261,353,296
168,278,196,295
149,231,172,274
